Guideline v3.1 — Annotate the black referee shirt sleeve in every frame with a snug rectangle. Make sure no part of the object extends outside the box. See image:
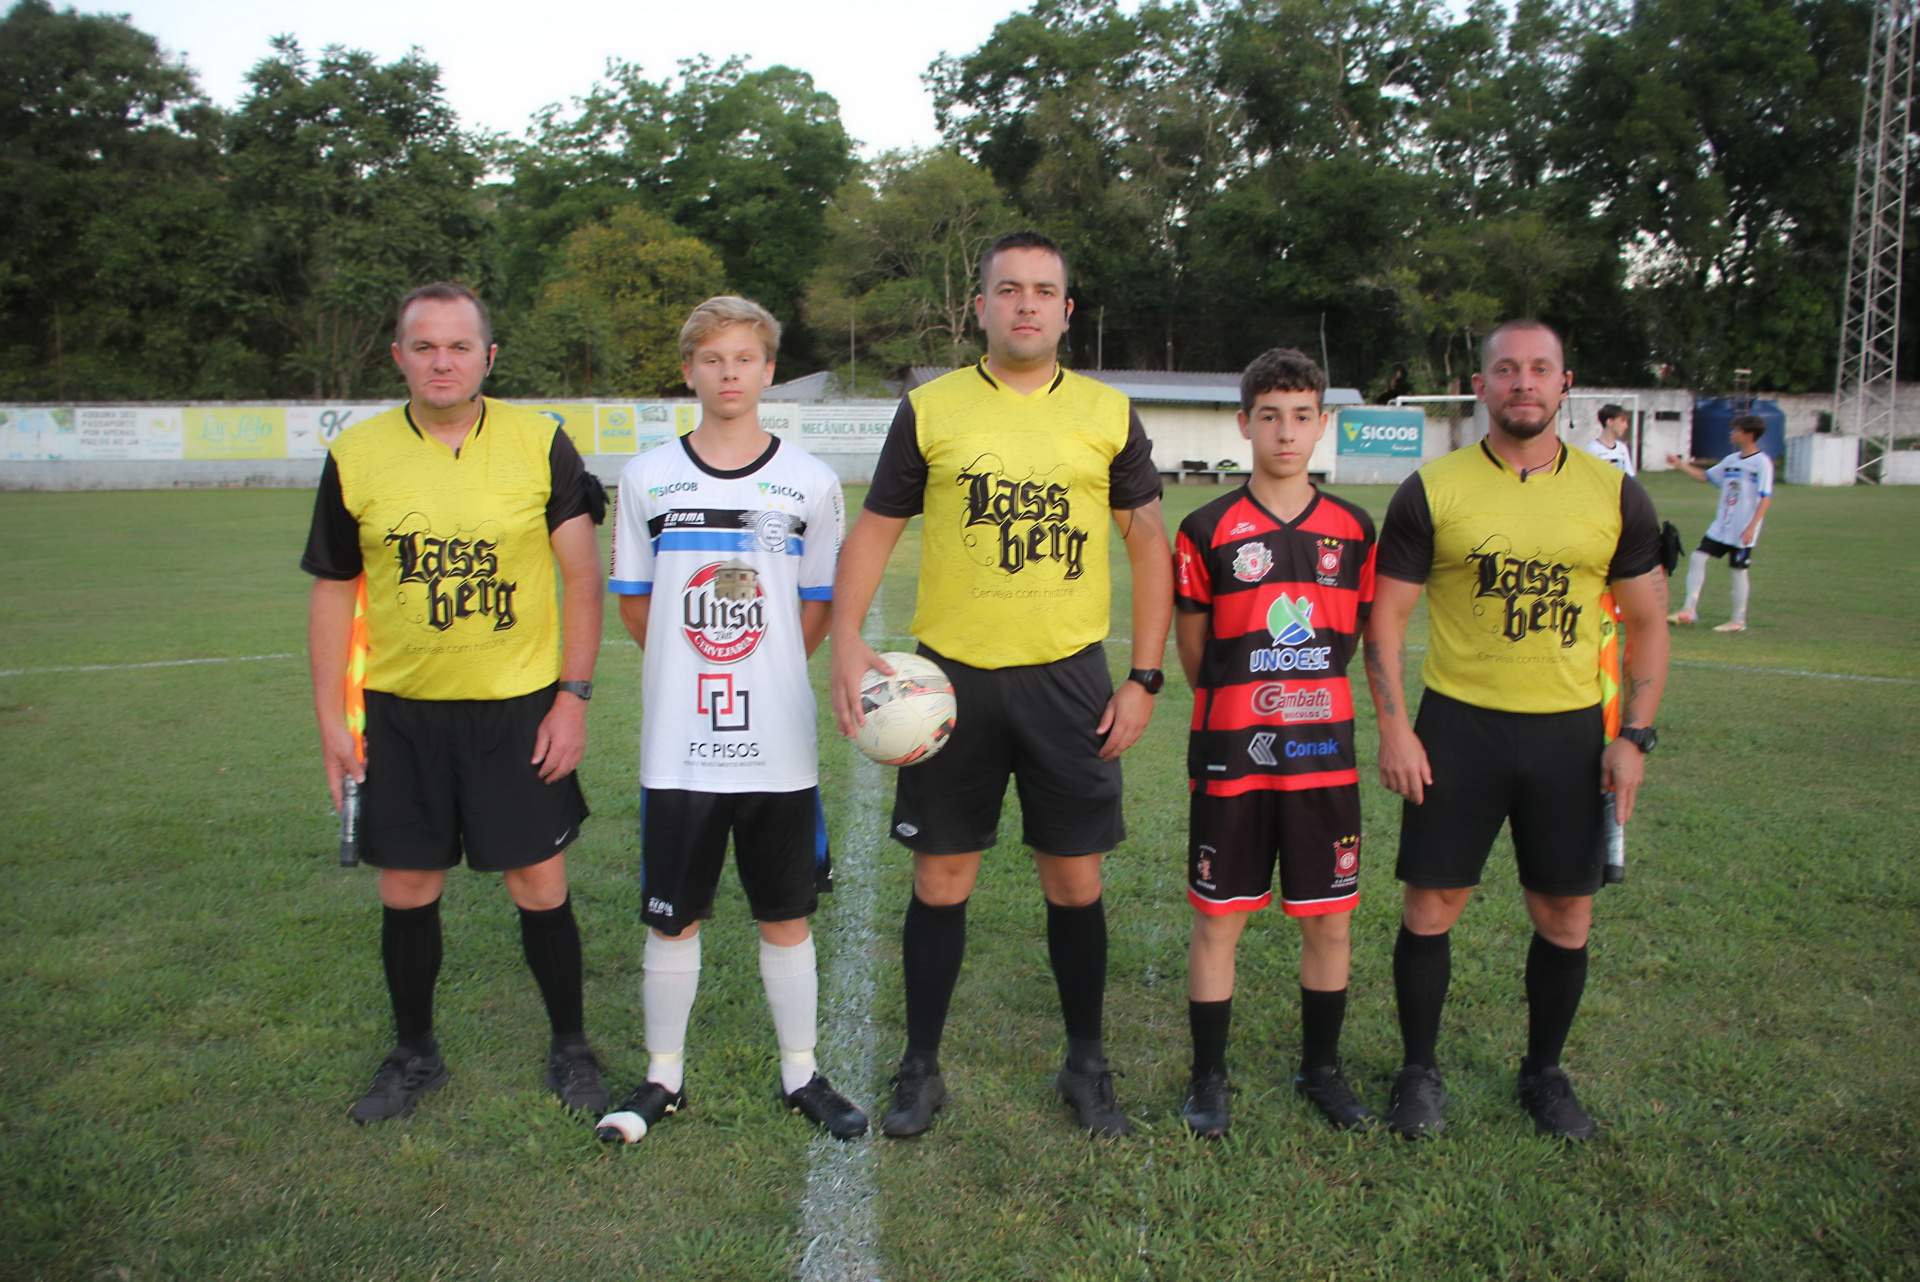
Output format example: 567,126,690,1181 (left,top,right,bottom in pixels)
1109,408,1163,510
1375,472,1435,584
545,429,592,531
865,397,928,518
299,453,362,580
1609,476,1663,580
